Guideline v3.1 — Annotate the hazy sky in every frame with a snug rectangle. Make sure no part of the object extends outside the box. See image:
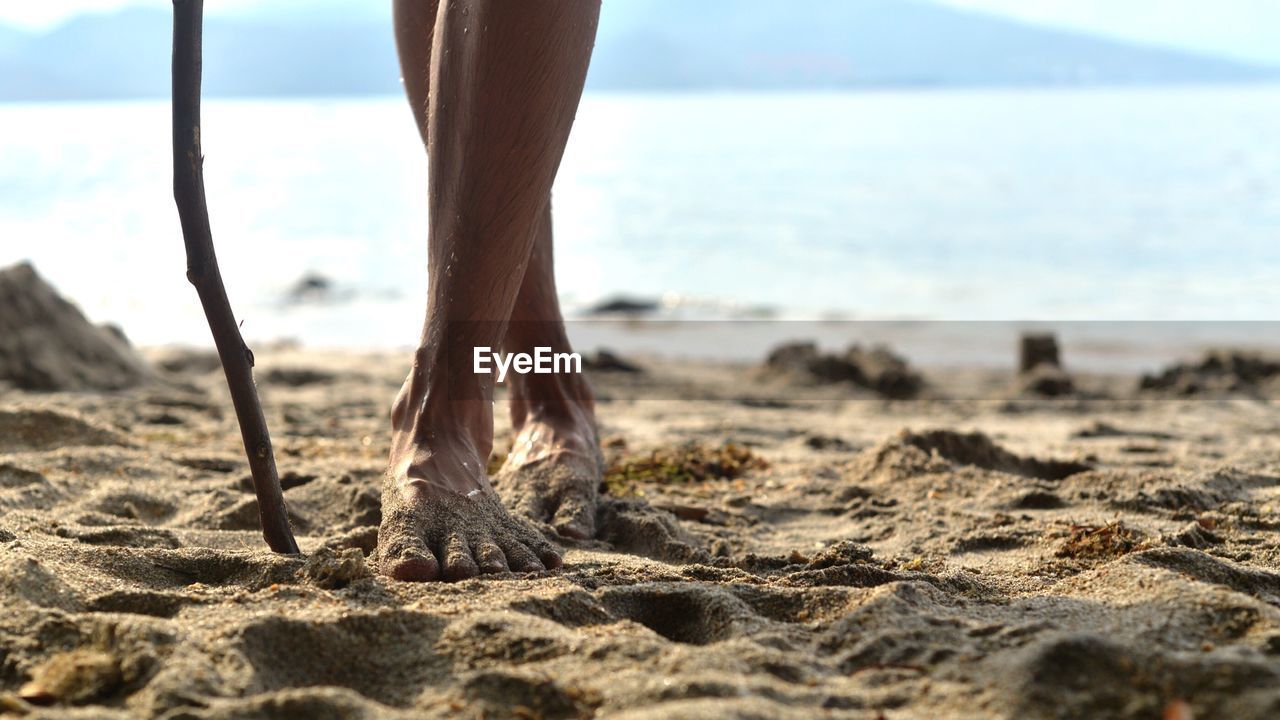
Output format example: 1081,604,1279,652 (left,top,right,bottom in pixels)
2,0,1277,64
